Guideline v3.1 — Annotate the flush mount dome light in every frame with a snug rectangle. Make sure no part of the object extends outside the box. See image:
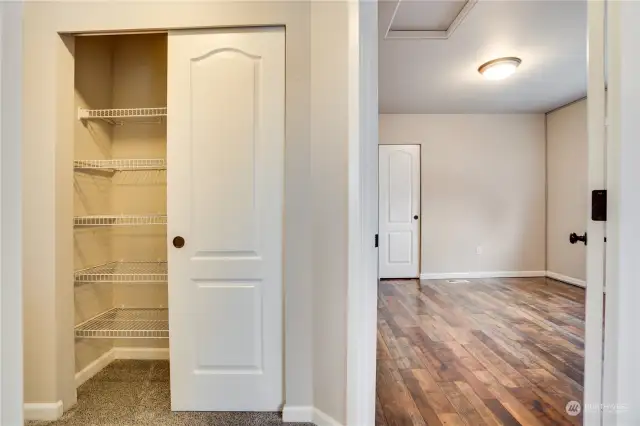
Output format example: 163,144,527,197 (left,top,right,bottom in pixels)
478,57,522,80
